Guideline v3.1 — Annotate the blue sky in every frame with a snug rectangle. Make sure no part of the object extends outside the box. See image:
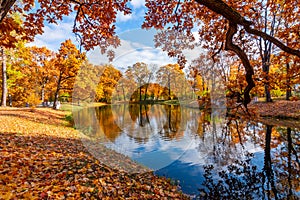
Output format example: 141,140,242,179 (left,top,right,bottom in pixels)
30,0,146,51
29,0,202,68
